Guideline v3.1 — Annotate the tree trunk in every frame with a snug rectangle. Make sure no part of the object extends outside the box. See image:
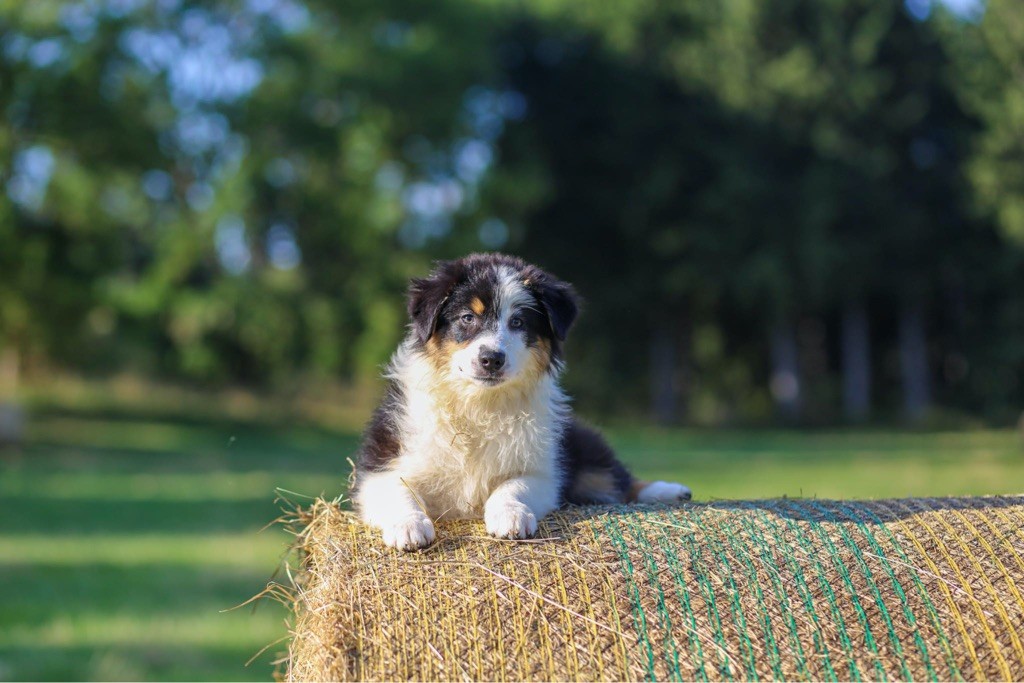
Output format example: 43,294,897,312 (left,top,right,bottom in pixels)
676,314,692,422
899,302,931,422
0,347,18,397
841,303,871,422
0,347,23,445
770,321,802,423
650,325,676,425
